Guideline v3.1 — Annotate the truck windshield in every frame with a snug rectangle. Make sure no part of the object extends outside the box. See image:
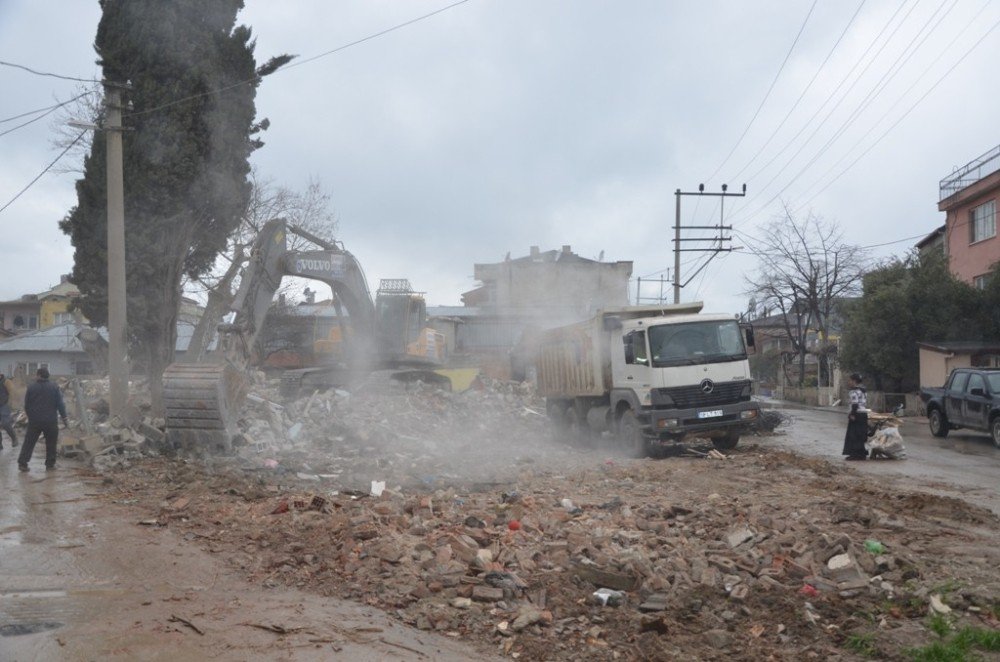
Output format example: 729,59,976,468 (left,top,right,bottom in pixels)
988,373,1000,393
649,320,746,367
